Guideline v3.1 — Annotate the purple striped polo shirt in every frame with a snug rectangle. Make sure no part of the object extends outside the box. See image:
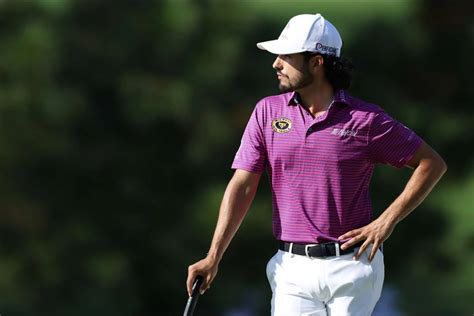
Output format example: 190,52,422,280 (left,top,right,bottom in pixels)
232,90,423,243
